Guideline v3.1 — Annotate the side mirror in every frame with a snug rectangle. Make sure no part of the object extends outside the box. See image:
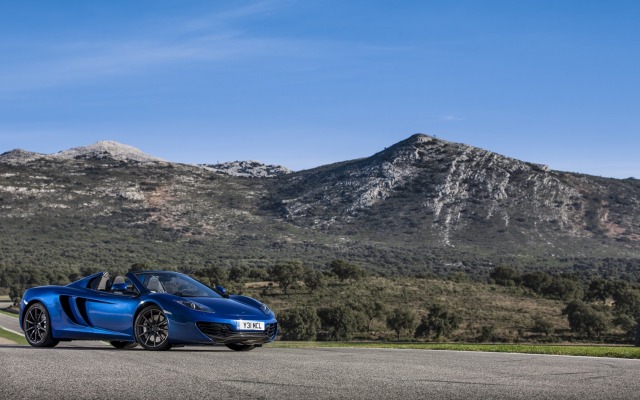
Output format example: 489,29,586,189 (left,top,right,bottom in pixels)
112,282,128,292
216,285,227,295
